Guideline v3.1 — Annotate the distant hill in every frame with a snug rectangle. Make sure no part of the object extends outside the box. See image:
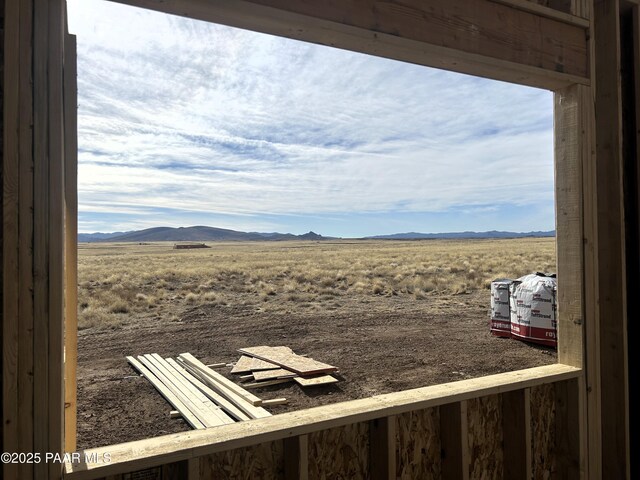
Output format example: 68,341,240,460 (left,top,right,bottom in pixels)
77,231,132,242
78,226,331,243
366,230,555,240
